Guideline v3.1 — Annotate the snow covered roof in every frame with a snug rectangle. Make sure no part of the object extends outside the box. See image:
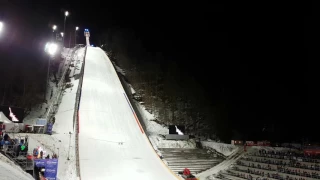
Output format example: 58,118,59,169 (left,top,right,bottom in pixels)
0,112,13,123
